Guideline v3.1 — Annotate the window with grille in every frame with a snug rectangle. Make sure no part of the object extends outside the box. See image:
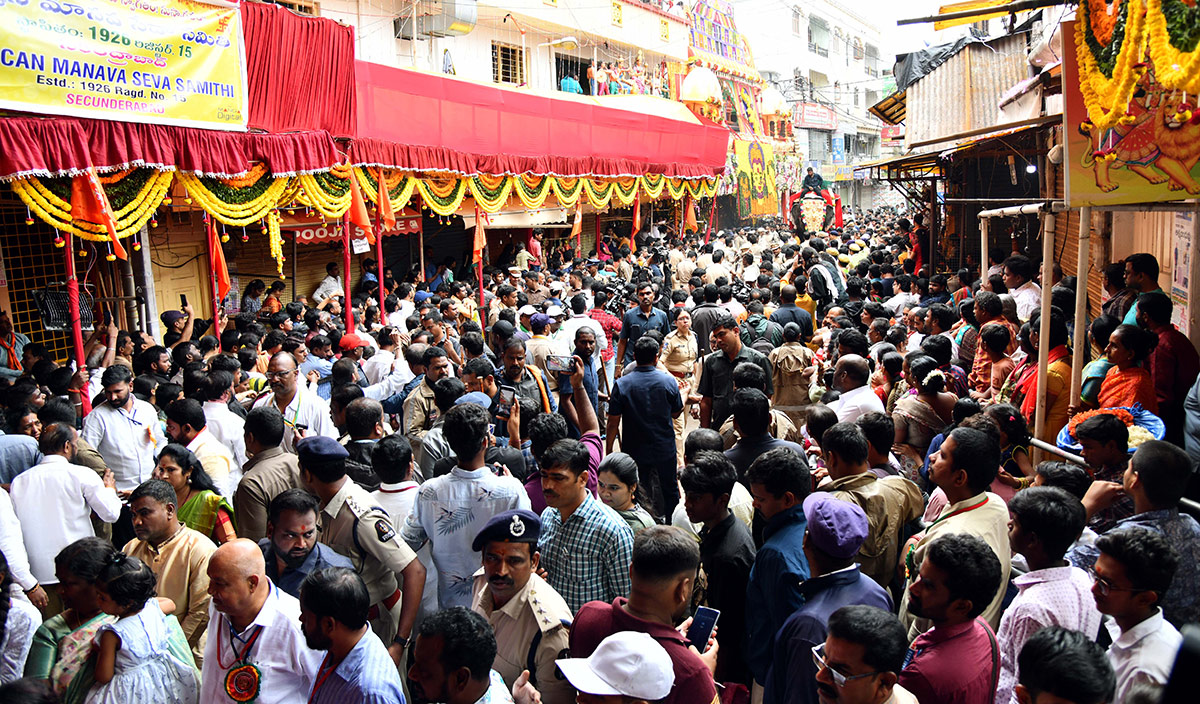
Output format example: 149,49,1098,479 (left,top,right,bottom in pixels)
808,17,829,57
865,43,880,77
792,8,802,36
854,88,860,107
271,0,319,15
0,201,72,360
853,37,864,61
492,42,525,85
